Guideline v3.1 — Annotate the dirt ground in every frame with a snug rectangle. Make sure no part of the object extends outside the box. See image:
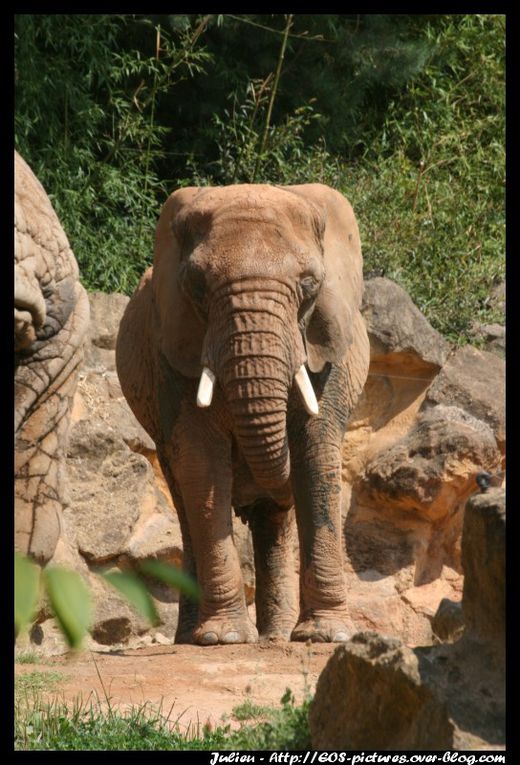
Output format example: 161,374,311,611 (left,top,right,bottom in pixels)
16,642,337,734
